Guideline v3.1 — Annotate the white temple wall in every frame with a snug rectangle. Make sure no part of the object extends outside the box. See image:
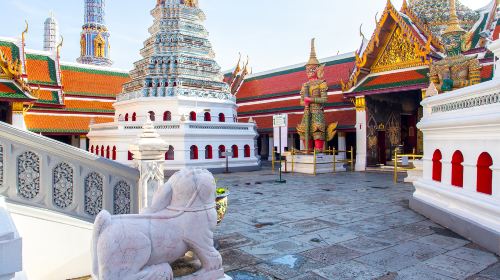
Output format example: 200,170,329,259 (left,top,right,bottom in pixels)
8,203,93,280
411,72,500,254
114,97,238,123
